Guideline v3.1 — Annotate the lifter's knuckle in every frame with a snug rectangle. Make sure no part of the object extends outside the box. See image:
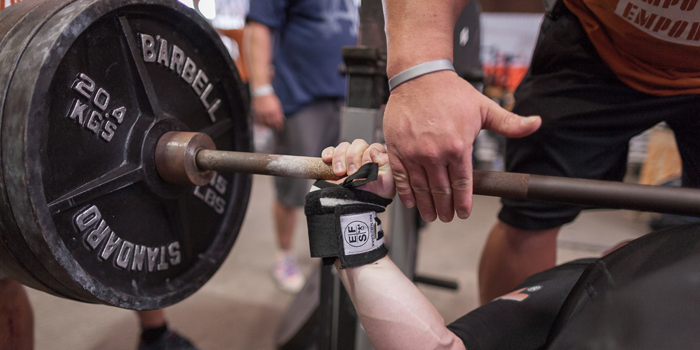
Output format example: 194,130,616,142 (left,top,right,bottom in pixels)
347,146,363,159
351,139,369,147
